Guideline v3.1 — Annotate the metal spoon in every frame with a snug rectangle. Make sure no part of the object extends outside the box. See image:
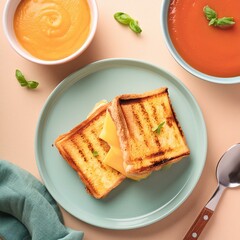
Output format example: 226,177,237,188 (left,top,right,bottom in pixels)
183,143,240,240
